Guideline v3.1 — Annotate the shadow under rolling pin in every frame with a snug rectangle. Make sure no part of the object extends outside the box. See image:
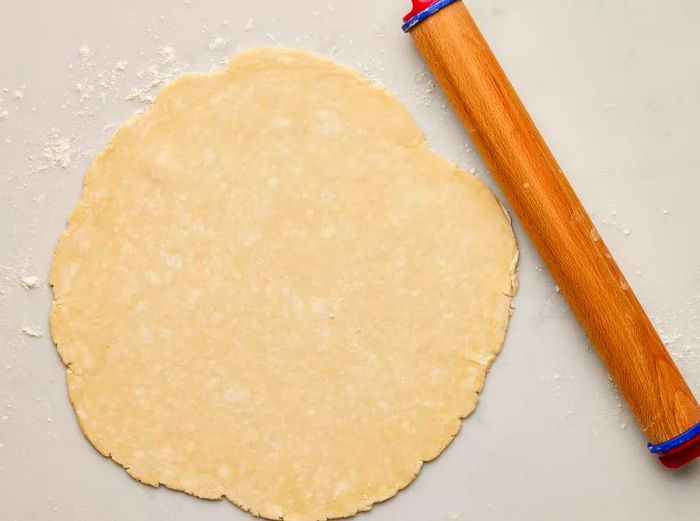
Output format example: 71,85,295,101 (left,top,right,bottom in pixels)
402,0,700,469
